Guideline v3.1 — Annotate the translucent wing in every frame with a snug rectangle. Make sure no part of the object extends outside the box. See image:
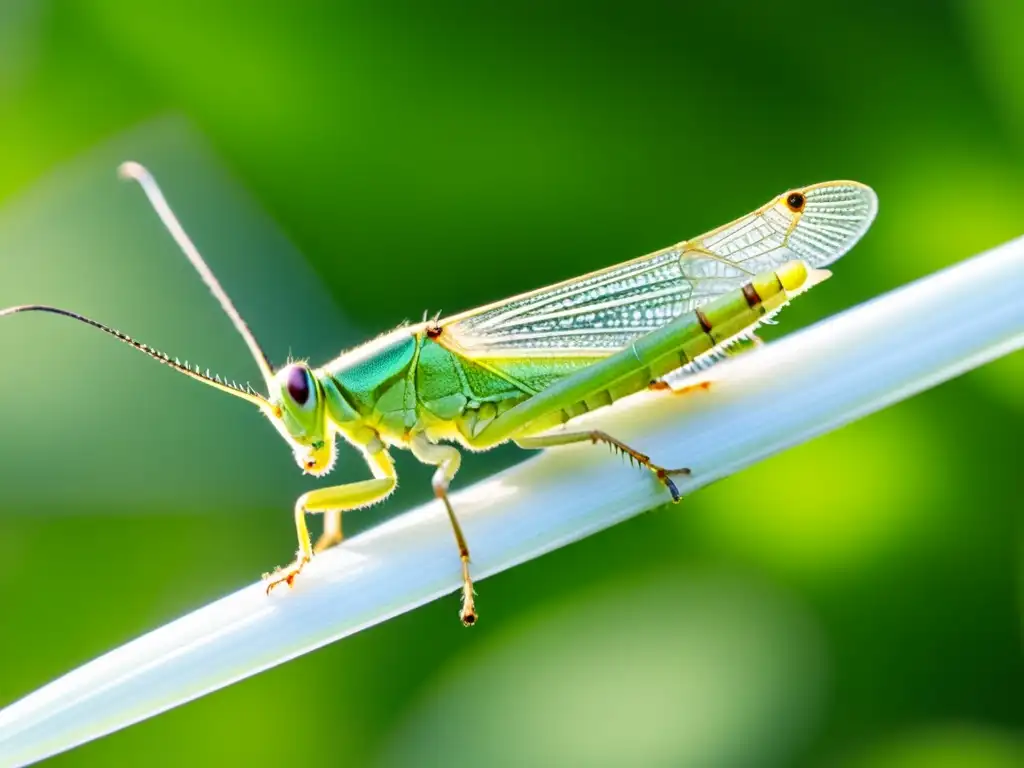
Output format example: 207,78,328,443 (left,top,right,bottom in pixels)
442,181,877,356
